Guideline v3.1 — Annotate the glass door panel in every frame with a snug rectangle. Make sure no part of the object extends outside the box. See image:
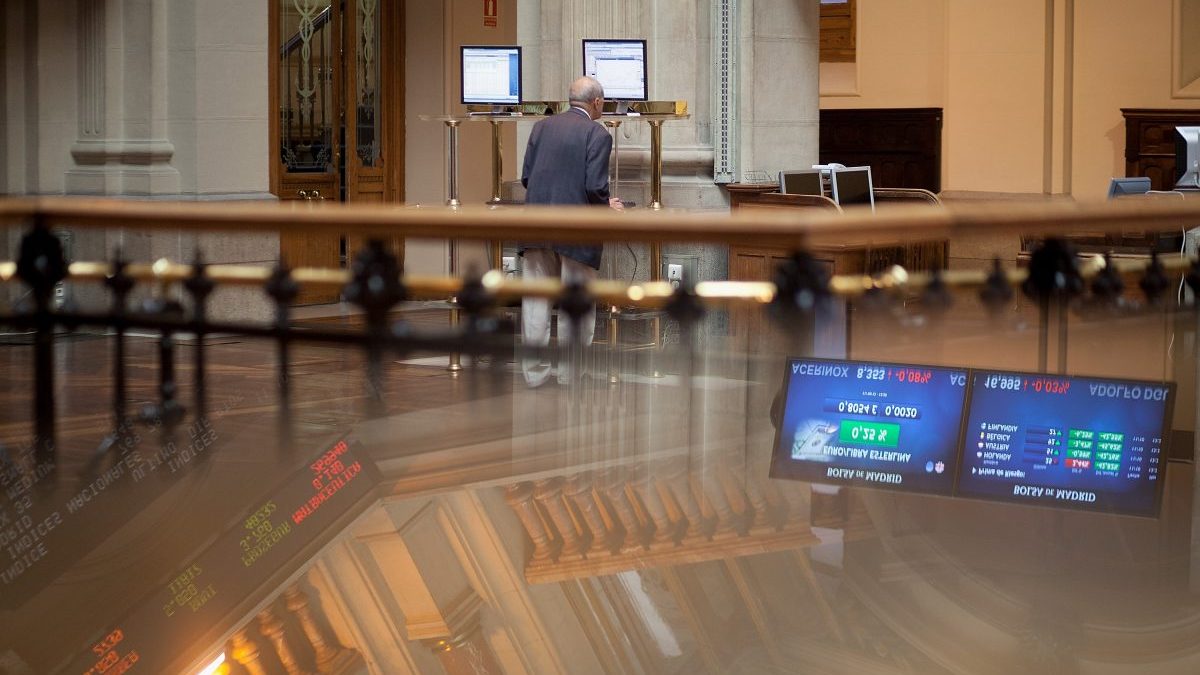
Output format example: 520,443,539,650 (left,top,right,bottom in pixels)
280,0,337,177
